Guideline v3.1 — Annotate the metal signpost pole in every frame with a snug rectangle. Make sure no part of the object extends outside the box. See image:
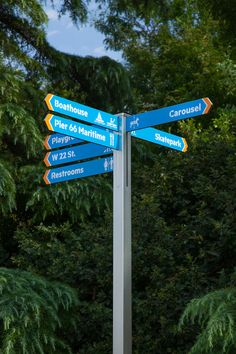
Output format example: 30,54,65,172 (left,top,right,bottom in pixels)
113,113,132,354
